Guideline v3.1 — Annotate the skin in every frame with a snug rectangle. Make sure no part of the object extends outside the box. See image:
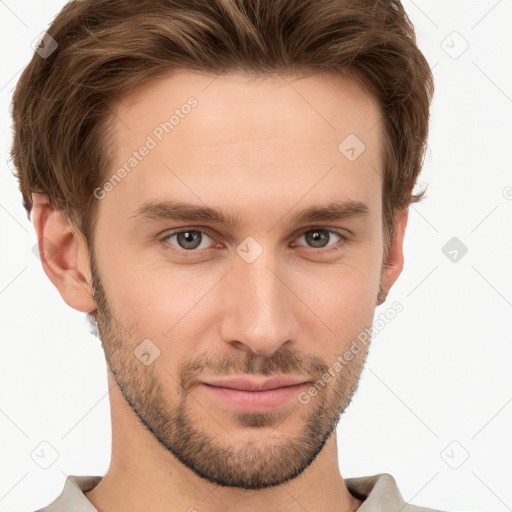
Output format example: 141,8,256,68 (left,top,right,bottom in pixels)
32,69,408,512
